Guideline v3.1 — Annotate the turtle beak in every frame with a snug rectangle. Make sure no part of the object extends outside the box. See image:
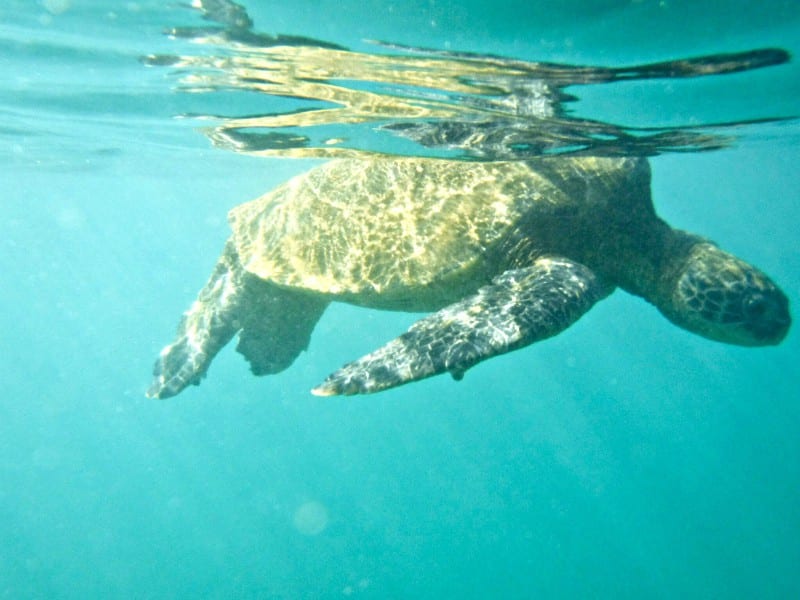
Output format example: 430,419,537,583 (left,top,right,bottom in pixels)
740,288,791,345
